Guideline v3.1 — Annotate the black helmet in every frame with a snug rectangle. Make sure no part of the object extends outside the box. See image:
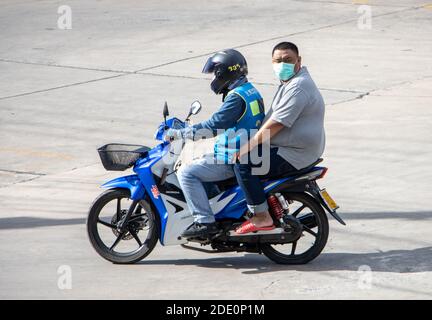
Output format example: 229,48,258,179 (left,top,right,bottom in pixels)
202,49,248,94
